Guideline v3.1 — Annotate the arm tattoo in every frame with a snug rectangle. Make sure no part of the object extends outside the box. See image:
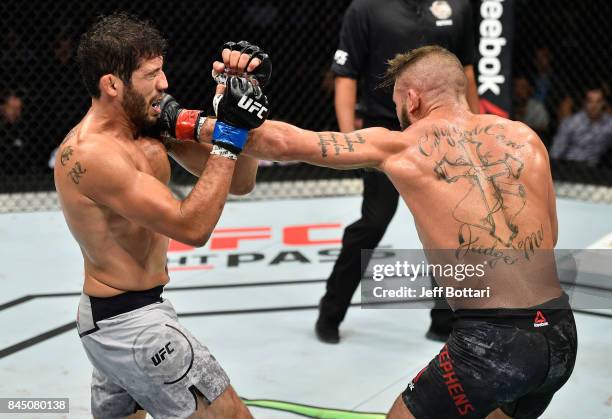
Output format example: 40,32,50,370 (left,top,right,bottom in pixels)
317,132,366,158
67,162,87,184
60,146,73,166
317,133,328,157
